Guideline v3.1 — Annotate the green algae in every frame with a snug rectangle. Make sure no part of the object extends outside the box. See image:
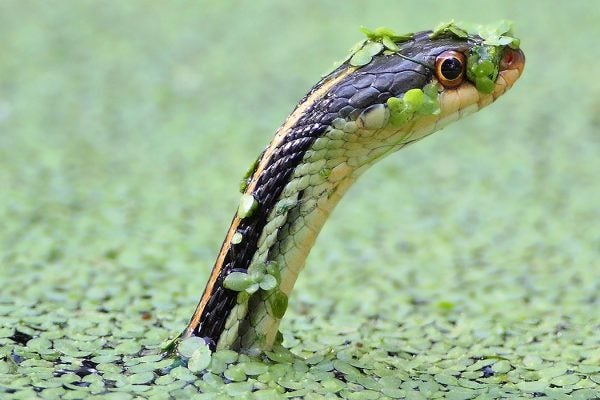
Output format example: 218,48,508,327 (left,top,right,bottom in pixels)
239,155,261,194
430,20,520,49
1,1,599,399
387,83,441,127
349,42,384,67
466,45,503,94
223,262,280,296
237,194,259,219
